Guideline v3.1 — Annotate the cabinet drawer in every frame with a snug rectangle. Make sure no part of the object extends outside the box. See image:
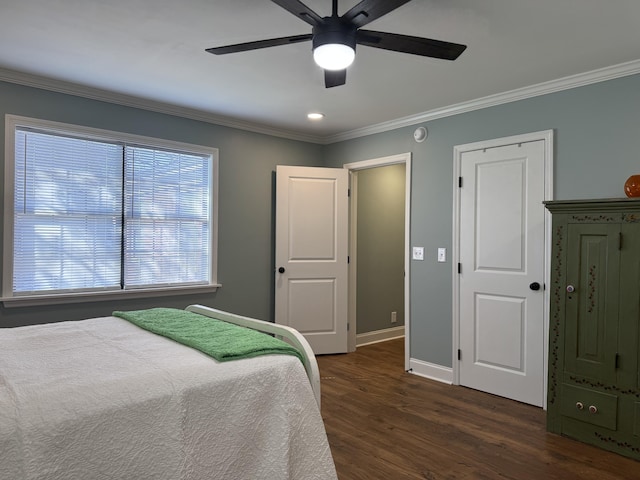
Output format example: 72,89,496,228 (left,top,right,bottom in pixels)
560,384,618,430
